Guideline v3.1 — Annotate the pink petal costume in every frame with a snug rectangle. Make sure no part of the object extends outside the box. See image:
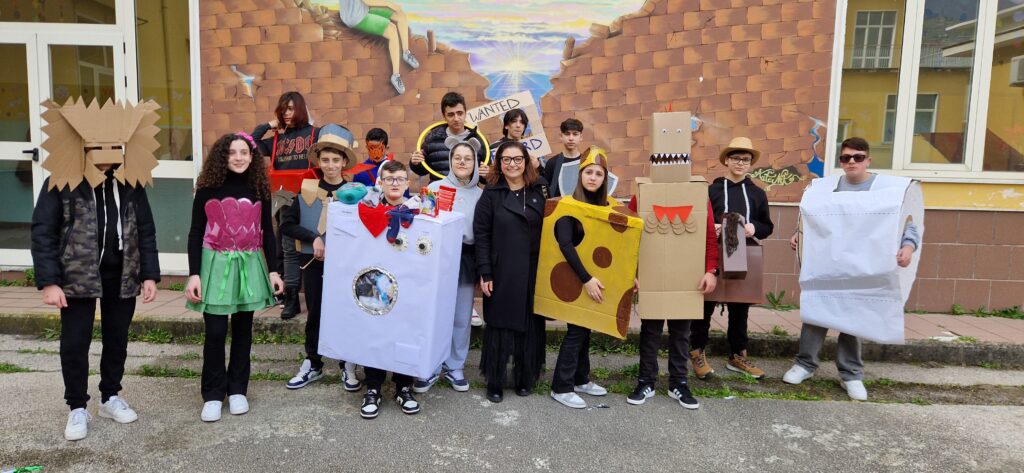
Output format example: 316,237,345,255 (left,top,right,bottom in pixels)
186,198,277,315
